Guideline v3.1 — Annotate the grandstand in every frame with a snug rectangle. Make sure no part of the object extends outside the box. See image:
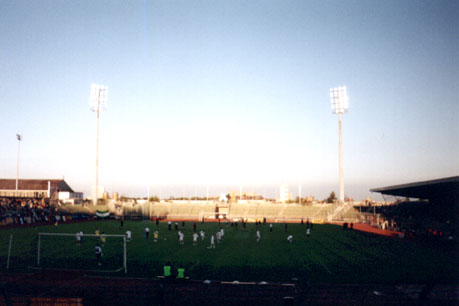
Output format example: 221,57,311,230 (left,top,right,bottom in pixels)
367,176,459,238
0,179,78,199
144,201,340,223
